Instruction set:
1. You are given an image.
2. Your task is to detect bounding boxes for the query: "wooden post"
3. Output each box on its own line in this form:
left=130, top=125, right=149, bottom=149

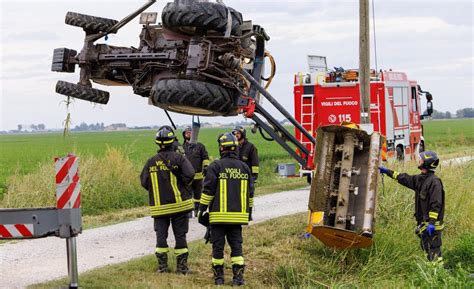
left=359, top=0, right=371, bottom=124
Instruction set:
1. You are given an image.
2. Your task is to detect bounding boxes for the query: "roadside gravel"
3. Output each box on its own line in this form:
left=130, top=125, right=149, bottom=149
left=0, top=188, right=310, bottom=288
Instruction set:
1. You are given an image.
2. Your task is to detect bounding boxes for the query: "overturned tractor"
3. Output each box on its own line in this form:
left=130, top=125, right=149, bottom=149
left=52, top=0, right=384, bottom=249
left=53, top=0, right=268, bottom=117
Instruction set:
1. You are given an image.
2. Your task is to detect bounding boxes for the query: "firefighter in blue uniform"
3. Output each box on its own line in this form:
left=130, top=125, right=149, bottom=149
left=232, top=126, right=259, bottom=181
left=182, top=126, right=210, bottom=216
left=140, top=126, right=195, bottom=274
left=198, top=132, right=254, bottom=286
left=379, top=151, right=445, bottom=261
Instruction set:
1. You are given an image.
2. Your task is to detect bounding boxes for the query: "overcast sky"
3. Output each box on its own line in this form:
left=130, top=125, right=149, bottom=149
left=0, top=0, right=472, bottom=131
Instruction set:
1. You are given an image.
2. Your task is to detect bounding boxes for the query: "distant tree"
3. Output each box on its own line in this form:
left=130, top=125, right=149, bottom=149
left=445, top=111, right=452, bottom=119
left=431, top=110, right=446, bottom=119
left=38, top=124, right=46, bottom=130
left=17, top=124, right=22, bottom=131
left=456, top=108, right=474, bottom=118
left=31, top=124, right=38, bottom=131
left=78, top=122, right=88, bottom=131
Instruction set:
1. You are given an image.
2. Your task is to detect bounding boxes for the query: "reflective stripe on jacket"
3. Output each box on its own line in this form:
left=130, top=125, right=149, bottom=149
left=140, top=147, right=195, bottom=217
left=388, top=170, right=445, bottom=229
left=238, top=139, right=259, bottom=179
left=201, top=151, right=254, bottom=225
left=183, top=141, right=209, bottom=180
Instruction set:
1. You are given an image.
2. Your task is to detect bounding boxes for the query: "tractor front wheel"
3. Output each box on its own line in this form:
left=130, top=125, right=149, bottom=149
left=65, top=12, right=118, bottom=34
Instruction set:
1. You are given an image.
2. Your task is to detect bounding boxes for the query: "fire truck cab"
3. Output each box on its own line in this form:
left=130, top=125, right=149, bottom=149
left=294, top=56, right=433, bottom=169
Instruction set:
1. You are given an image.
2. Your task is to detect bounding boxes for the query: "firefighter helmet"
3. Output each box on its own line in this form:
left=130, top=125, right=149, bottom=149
left=155, top=125, right=176, bottom=146
left=182, top=126, right=192, bottom=139
left=419, top=151, right=439, bottom=171
left=218, top=132, right=238, bottom=151
left=232, top=126, right=246, bottom=139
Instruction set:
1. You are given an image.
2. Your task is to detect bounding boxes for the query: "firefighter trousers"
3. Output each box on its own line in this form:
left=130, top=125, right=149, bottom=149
left=191, top=179, right=203, bottom=204
left=210, top=225, right=244, bottom=265
left=154, top=213, right=189, bottom=251
left=420, top=230, right=442, bottom=261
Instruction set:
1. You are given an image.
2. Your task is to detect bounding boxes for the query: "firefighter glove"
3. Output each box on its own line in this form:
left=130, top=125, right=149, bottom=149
left=426, top=223, right=435, bottom=236
left=204, top=227, right=211, bottom=244
left=378, top=166, right=390, bottom=175
left=198, top=211, right=209, bottom=227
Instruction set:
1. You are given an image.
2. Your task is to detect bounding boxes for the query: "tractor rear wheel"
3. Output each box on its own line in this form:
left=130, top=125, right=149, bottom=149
left=65, top=12, right=118, bottom=33
left=161, top=1, right=243, bottom=36
left=150, top=79, right=239, bottom=117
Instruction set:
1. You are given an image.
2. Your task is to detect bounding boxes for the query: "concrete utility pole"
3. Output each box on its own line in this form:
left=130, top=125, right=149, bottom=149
left=359, top=0, right=371, bottom=124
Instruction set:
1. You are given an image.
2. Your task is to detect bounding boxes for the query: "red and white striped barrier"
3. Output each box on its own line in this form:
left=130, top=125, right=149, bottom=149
left=55, top=154, right=81, bottom=209
left=0, top=224, right=34, bottom=238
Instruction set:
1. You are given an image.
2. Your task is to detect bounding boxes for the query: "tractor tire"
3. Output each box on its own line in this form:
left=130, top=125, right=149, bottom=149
left=56, top=80, right=110, bottom=104
left=150, top=79, right=238, bottom=116
left=65, top=12, right=118, bottom=33
left=161, top=1, right=243, bottom=36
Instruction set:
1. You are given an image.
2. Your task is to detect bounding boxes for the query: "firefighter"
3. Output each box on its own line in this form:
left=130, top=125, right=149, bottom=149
left=140, top=126, right=195, bottom=274
left=198, top=132, right=254, bottom=286
left=182, top=126, right=210, bottom=217
left=379, top=150, right=445, bottom=261
left=232, top=126, right=259, bottom=181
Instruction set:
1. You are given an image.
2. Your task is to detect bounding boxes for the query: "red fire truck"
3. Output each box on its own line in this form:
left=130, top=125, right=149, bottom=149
left=294, top=60, right=433, bottom=169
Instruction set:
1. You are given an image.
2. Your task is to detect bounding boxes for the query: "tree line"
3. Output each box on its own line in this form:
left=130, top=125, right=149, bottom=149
left=430, top=107, right=473, bottom=119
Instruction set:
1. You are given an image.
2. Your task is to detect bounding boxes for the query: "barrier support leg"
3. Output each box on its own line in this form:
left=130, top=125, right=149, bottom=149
left=66, top=237, right=79, bottom=288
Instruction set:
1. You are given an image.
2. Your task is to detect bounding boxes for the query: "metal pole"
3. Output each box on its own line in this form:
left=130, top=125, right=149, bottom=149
left=359, top=0, right=371, bottom=124
left=67, top=237, right=79, bottom=288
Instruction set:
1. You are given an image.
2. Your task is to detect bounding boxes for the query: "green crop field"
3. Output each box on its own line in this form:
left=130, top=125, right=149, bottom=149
left=1, top=119, right=472, bottom=217
left=1, top=119, right=473, bottom=287
left=0, top=126, right=307, bottom=215
left=421, top=118, right=474, bottom=155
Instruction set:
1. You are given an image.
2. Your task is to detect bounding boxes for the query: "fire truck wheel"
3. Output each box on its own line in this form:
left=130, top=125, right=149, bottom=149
left=150, top=79, right=239, bottom=117
left=396, top=146, right=404, bottom=161
left=161, top=1, right=243, bottom=36
left=65, top=12, right=118, bottom=34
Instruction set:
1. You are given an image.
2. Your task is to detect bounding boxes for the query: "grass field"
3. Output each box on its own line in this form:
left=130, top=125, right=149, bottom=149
left=0, top=126, right=307, bottom=216
left=421, top=118, right=474, bottom=156
left=33, top=159, right=474, bottom=288
left=2, top=119, right=473, bottom=287
left=1, top=119, right=473, bottom=217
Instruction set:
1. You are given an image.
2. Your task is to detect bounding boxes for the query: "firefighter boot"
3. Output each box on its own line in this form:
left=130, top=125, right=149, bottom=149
left=176, top=252, right=190, bottom=275
left=232, top=264, right=245, bottom=286
left=155, top=252, right=168, bottom=273
left=212, top=265, right=225, bottom=285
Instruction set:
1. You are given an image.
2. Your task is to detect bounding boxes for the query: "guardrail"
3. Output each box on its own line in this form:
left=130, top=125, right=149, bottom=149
left=0, top=154, right=82, bottom=288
